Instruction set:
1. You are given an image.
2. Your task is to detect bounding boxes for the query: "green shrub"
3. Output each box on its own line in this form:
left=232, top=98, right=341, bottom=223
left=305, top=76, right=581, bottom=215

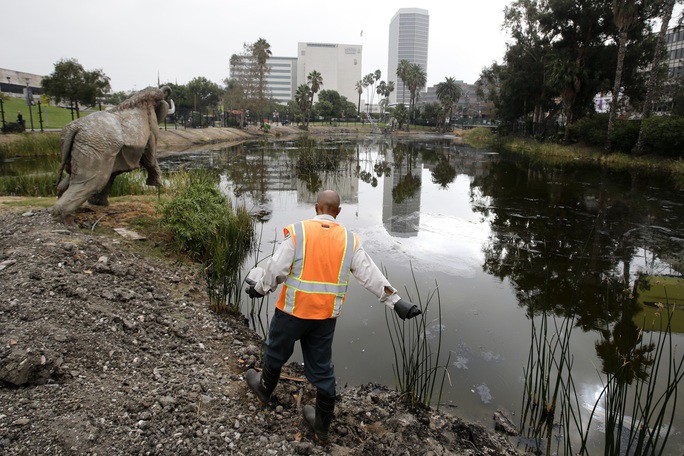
left=609, top=120, right=640, bottom=153
left=641, top=115, right=684, bottom=158
left=568, top=114, right=608, bottom=147
left=159, top=173, right=254, bottom=313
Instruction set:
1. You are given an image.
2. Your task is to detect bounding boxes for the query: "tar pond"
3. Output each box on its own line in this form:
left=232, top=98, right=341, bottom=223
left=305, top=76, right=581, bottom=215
left=159, top=137, right=684, bottom=455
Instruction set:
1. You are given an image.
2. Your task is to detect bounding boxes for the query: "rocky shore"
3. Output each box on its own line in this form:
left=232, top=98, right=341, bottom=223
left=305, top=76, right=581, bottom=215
left=0, top=209, right=517, bottom=455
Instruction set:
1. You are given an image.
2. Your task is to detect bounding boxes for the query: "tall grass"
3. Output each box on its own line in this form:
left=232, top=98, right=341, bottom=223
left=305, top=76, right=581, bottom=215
left=158, top=171, right=254, bottom=314
left=0, top=133, right=61, bottom=159
left=384, top=266, right=451, bottom=411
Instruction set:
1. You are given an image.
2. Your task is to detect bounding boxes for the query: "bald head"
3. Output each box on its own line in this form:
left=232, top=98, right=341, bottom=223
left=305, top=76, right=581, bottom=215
left=315, top=190, right=342, bottom=218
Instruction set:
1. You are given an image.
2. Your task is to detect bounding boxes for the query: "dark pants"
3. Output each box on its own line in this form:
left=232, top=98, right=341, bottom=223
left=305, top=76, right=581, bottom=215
left=263, top=308, right=337, bottom=397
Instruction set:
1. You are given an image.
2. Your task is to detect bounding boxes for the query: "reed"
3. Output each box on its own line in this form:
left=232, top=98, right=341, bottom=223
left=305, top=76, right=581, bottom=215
left=0, top=133, right=61, bottom=159
left=519, top=303, right=684, bottom=455
left=384, top=266, right=451, bottom=411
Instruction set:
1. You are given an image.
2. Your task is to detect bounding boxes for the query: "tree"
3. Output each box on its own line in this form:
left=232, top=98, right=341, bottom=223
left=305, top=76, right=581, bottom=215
left=355, top=80, right=364, bottom=115
left=421, top=102, right=444, bottom=126
left=376, top=80, right=395, bottom=116
left=186, top=77, right=223, bottom=127
left=42, top=58, right=111, bottom=118
left=634, top=0, right=679, bottom=154
left=389, top=103, right=409, bottom=130
left=103, top=91, right=129, bottom=105
left=404, top=63, right=427, bottom=130
left=295, top=84, right=312, bottom=127
left=435, top=77, right=462, bottom=132
left=314, top=90, right=355, bottom=119
left=606, top=0, right=641, bottom=151
left=396, top=59, right=411, bottom=104
left=252, top=38, right=272, bottom=125
left=306, top=71, right=323, bottom=126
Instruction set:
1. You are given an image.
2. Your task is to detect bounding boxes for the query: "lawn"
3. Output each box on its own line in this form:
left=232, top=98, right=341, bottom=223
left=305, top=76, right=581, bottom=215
left=1, top=95, right=97, bottom=130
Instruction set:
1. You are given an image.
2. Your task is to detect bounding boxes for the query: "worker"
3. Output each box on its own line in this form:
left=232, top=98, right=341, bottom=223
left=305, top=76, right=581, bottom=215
left=244, top=189, right=421, bottom=444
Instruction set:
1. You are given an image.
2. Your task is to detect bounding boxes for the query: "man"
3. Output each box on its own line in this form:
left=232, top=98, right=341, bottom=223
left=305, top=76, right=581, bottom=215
left=244, top=189, right=421, bottom=444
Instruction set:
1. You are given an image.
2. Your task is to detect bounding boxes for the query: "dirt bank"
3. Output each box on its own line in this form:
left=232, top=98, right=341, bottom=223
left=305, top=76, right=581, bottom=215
left=0, top=205, right=518, bottom=455
left=156, top=125, right=459, bottom=153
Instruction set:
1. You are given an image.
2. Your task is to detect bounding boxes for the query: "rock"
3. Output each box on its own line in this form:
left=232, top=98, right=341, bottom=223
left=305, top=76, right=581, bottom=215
left=0, top=347, right=63, bottom=386
left=159, top=396, right=177, bottom=407
left=113, top=228, right=146, bottom=241
left=21, top=211, right=34, bottom=217
left=293, top=442, right=313, bottom=454
left=493, top=410, right=519, bottom=436
left=0, top=260, right=16, bottom=272
left=12, top=418, right=30, bottom=426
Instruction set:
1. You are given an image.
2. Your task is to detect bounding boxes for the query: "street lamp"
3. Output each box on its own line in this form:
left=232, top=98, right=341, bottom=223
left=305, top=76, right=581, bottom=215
left=25, top=78, right=35, bottom=132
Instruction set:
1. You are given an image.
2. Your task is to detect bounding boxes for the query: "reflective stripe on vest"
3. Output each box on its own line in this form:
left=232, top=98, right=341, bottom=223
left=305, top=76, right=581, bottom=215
left=281, top=220, right=356, bottom=318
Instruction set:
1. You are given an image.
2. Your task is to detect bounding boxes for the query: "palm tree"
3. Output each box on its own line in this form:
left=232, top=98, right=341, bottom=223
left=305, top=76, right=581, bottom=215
left=295, top=84, right=312, bottom=127
left=252, top=38, right=272, bottom=126
left=606, top=0, right=639, bottom=152
left=634, top=0, right=677, bottom=155
left=435, top=77, right=462, bottom=132
left=355, top=80, right=364, bottom=115
left=362, top=73, right=376, bottom=114
left=306, top=70, right=323, bottom=126
left=396, top=59, right=411, bottom=104
left=376, top=80, right=396, bottom=117
left=405, top=63, right=427, bottom=130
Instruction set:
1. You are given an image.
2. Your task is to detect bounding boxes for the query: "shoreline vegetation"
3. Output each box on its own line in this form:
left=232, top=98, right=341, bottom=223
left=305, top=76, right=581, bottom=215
left=461, top=127, right=684, bottom=187
left=1, top=125, right=682, bottom=198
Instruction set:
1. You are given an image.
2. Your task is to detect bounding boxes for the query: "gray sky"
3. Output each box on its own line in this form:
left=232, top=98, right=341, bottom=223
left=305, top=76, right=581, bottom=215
left=3, top=1, right=510, bottom=92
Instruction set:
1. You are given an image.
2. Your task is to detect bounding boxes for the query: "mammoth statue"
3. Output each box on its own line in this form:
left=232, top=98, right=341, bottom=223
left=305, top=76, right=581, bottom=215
left=51, top=86, right=175, bottom=221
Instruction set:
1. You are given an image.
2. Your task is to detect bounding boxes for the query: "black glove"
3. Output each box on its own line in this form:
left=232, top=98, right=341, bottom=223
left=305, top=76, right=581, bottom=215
left=393, top=298, right=422, bottom=320
left=245, top=285, right=265, bottom=299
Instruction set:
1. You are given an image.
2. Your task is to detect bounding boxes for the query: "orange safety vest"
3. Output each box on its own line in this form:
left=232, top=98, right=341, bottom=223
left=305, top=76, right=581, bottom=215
left=276, top=219, right=358, bottom=320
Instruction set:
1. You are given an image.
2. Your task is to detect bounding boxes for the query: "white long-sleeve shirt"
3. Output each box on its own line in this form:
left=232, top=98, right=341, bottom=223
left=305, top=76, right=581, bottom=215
left=254, top=214, right=401, bottom=309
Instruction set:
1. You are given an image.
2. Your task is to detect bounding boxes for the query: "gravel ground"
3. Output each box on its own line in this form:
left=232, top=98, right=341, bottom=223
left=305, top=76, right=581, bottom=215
left=0, top=209, right=517, bottom=455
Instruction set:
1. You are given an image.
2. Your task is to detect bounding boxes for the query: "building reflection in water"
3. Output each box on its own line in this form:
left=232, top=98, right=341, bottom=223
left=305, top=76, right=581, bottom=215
left=382, top=146, right=422, bottom=238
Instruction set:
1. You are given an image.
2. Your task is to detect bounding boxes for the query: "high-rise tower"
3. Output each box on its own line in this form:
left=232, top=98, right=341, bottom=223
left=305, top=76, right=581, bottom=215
left=388, top=8, right=429, bottom=105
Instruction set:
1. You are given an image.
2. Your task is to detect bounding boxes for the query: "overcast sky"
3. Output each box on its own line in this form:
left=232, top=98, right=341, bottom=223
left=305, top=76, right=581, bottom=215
left=4, top=1, right=678, bottom=94
left=1, top=0, right=517, bottom=91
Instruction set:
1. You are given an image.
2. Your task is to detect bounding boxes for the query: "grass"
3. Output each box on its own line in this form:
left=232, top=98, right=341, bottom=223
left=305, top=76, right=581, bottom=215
left=158, top=170, right=255, bottom=314
left=462, top=127, right=684, bottom=187
left=0, top=132, right=61, bottom=158
left=1, top=95, right=96, bottom=130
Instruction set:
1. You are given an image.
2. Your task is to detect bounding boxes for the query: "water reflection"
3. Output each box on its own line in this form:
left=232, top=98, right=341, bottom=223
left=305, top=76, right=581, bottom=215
left=155, top=138, right=684, bottom=454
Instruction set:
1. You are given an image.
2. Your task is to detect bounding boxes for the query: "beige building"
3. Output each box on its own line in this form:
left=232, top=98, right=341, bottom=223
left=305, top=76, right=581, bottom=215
left=296, top=42, right=362, bottom=103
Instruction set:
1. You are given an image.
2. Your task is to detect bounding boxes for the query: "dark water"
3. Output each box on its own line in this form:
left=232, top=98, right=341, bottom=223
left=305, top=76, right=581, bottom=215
left=158, top=137, right=683, bottom=454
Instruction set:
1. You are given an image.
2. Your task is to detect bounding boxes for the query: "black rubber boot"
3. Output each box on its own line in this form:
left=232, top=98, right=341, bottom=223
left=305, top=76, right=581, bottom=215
left=303, top=390, right=335, bottom=444
left=246, top=365, right=280, bottom=404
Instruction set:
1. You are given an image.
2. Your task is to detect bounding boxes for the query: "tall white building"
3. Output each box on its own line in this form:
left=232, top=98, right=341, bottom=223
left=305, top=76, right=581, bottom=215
left=388, top=8, right=430, bottom=105
left=296, top=42, right=362, bottom=103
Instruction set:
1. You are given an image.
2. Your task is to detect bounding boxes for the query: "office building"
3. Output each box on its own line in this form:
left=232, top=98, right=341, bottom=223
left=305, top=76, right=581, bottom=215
left=229, top=56, right=297, bottom=103
left=296, top=42, right=362, bottom=104
left=666, top=25, right=684, bottom=78
left=388, top=8, right=429, bottom=105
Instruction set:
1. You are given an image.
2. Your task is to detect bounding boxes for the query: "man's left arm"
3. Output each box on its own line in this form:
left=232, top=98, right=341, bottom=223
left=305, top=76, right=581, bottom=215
left=349, top=241, right=421, bottom=319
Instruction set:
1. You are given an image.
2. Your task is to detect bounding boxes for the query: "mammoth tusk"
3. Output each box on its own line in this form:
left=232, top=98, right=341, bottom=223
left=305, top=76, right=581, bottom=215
left=167, top=99, right=175, bottom=115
